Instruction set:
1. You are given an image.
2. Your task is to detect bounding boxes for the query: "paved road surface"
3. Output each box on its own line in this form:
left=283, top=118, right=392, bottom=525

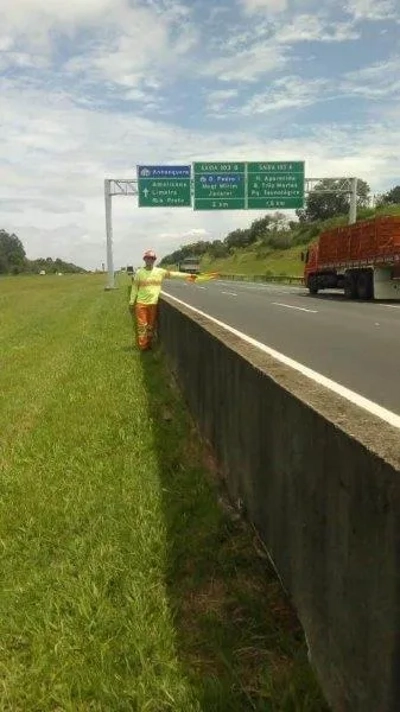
left=162, top=279, right=400, bottom=417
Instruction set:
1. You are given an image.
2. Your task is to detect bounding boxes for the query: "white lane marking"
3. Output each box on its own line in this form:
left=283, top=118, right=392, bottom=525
left=217, top=281, right=304, bottom=294
left=161, top=290, right=400, bottom=429
left=272, top=302, right=318, bottom=314
left=382, top=304, right=400, bottom=309
left=234, top=285, right=304, bottom=295
left=221, top=290, right=237, bottom=297
left=196, top=286, right=207, bottom=290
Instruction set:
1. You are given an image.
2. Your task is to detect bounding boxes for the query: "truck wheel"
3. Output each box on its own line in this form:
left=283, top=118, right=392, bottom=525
left=344, top=273, right=357, bottom=299
left=356, top=271, right=373, bottom=300
left=308, top=276, right=318, bottom=295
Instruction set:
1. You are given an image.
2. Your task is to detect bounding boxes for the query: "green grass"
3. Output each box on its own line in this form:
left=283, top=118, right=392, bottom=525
left=201, top=246, right=304, bottom=277
left=0, top=274, right=328, bottom=711
left=165, top=246, right=304, bottom=279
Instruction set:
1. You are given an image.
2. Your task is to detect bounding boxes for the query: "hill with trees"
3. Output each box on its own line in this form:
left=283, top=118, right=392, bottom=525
left=0, top=229, right=86, bottom=275
left=160, top=181, right=400, bottom=277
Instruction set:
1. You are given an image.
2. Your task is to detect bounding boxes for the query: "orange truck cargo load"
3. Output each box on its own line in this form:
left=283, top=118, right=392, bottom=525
left=303, top=216, right=400, bottom=300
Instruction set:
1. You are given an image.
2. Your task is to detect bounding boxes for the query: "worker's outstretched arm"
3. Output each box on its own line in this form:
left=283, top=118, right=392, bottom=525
left=165, top=270, right=196, bottom=281
left=165, top=270, right=220, bottom=284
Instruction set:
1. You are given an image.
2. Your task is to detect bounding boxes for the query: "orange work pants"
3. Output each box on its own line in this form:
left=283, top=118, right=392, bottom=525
left=135, top=303, right=158, bottom=350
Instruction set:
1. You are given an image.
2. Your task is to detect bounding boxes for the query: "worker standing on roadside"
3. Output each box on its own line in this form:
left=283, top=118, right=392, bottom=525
left=129, top=249, right=196, bottom=351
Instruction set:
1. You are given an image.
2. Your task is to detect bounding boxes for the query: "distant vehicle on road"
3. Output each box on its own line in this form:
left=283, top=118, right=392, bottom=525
left=302, top=216, right=400, bottom=300
left=178, top=256, right=201, bottom=275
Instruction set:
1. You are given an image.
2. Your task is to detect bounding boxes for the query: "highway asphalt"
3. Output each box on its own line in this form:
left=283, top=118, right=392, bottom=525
left=162, top=278, right=400, bottom=417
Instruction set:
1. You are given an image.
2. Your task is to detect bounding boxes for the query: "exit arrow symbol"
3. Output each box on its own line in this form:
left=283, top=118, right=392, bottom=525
left=143, top=188, right=149, bottom=198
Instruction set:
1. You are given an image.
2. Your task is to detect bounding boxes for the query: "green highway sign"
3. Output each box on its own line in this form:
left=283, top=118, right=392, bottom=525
left=247, top=161, right=305, bottom=209
left=193, top=162, right=246, bottom=210
left=136, top=161, right=305, bottom=210
left=137, top=165, right=191, bottom=207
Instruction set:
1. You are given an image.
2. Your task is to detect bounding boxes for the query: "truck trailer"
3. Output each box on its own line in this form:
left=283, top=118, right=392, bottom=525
left=303, top=216, right=400, bottom=300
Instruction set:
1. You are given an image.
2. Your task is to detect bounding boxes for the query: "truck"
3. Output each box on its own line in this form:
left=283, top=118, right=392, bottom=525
left=302, top=215, right=400, bottom=300
left=178, top=256, right=201, bottom=275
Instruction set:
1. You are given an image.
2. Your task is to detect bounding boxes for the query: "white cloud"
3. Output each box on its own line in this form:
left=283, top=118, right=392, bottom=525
left=202, top=12, right=361, bottom=84
left=207, top=53, right=400, bottom=117
left=239, top=0, right=288, bottom=13
left=157, top=228, right=211, bottom=245
left=63, top=5, right=197, bottom=95
left=20, top=224, right=104, bottom=267
left=344, top=57, right=400, bottom=81
left=181, top=228, right=211, bottom=240
left=345, top=0, right=398, bottom=21
left=275, top=15, right=360, bottom=43
left=0, top=0, right=127, bottom=34
left=341, top=80, right=400, bottom=99
left=0, top=35, right=14, bottom=51
left=240, top=76, right=329, bottom=114
left=0, top=0, right=197, bottom=91
left=0, top=0, right=129, bottom=60
left=202, top=42, right=287, bottom=82
left=0, top=50, right=49, bottom=71
left=340, top=56, right=400, bottom=98
left=206, top=89, right=239, bottom=112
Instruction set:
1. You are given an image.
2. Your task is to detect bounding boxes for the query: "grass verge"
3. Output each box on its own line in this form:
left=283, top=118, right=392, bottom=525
left=0, top=274, right=328, bottom=711
left=200, top=246, right=304, bottom=278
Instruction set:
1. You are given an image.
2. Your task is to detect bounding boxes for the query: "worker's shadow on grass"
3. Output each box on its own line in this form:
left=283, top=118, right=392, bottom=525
left=121, top=311, right=138, bottom=352
left=139, top=344, right=326, bottom=712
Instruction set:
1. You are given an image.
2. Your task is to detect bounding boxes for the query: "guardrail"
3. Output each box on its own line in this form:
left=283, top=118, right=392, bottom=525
left=218, top=273, right=304, bottom=285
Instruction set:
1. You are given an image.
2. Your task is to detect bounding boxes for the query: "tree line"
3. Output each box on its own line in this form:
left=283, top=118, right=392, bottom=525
left=0, top=230, right=86, bottom=274
left=160, top=180, right=400, bottom=266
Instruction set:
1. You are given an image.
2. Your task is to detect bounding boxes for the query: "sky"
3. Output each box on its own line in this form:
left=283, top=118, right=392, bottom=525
left=0, top=0, right=399, bottom=270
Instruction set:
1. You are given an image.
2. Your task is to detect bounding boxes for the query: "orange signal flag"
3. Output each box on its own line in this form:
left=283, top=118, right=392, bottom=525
left=194, top=272, right=220, bottom=283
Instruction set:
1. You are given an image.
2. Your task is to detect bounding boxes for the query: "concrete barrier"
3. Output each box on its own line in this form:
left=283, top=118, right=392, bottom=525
left=158, top=294, right=400, bottom=712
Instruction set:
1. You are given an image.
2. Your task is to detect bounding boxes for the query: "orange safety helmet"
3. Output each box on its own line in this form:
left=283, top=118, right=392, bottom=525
left=143, top=249, right=157, bottom=261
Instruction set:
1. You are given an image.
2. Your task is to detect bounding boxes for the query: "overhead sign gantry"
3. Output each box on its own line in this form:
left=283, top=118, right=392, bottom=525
left=104, top=162, right=358, bottom=289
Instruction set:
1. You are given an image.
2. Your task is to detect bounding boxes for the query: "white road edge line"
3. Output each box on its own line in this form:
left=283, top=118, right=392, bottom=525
left=221, top=290, right=237, bottom=297
left=273, top=302, right=318, bottom=314
left=161, top=290, right=400, bottom=430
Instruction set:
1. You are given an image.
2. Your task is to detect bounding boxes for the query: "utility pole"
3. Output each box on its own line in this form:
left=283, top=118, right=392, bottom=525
left=349, top=177, right=358, bottom=224
left=104, top=179, right=115, bottom=290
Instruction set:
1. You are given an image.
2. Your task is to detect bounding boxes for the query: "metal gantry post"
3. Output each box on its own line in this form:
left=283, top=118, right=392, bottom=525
left=104, top=179, right=115, bottom=290
left=349, top=177, right=358, bottom=224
